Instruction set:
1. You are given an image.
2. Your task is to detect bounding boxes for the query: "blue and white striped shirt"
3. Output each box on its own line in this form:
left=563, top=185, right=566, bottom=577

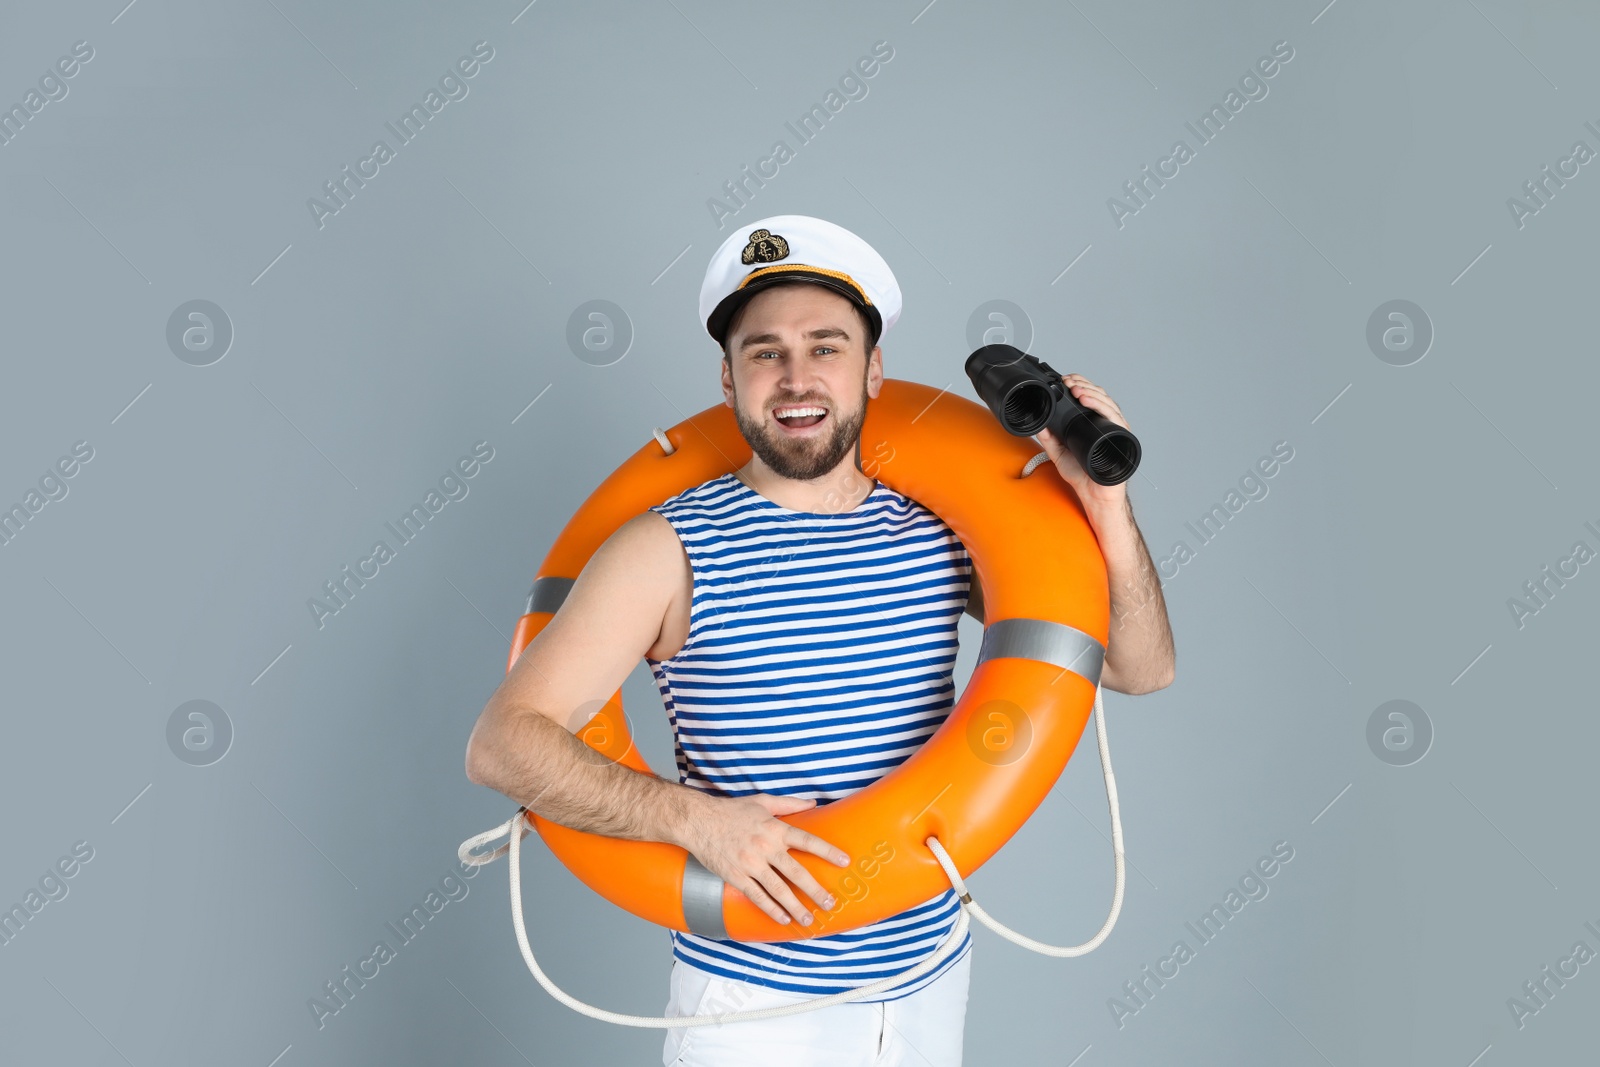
left=645, top=471, right=974, bottom=1000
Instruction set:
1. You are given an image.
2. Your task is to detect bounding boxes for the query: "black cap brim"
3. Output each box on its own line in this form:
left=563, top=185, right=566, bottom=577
left=707, top=269, right=883, bottom=350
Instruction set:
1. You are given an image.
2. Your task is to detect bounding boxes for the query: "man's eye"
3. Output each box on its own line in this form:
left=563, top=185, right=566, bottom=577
left=815, top=347, right=837, bottom=356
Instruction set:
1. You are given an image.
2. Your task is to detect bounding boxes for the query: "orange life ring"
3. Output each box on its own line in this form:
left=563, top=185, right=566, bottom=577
left=507, top=378, right=1108, bottom=943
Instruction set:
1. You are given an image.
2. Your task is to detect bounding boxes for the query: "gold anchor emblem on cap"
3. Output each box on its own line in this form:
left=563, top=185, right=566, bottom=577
left=740, top=228, right=790, bottom=265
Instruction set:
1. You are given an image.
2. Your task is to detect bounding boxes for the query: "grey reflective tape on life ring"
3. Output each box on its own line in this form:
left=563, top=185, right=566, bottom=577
left=976, top=618, right=1105, bottom=687
left=526, top=576, right=574, bottom=616
left=681, top=854, right=728, bottom=939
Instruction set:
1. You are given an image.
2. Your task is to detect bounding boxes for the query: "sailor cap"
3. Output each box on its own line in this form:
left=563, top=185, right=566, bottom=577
left=699, top=214, right=902, bottom=349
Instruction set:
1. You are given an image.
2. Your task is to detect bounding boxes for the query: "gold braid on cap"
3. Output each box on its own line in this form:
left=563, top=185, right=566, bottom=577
left=736, top=264, right=874, bottom=306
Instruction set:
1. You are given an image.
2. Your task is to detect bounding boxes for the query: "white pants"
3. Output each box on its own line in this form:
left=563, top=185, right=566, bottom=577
left=661, top=947, right=972, bottom=1066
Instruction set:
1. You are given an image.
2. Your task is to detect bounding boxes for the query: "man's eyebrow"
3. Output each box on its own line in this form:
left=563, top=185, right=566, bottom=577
left=739, top=326, right=851, bottom=349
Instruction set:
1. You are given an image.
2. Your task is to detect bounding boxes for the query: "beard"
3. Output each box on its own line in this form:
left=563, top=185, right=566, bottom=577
left=731, top=371, right=870, bottom=482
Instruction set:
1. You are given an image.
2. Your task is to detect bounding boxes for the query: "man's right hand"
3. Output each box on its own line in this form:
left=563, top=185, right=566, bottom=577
left=678, top=792, right=852, bottom=928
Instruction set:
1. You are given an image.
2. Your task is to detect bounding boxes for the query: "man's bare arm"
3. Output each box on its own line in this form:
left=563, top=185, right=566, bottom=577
left=467, top=701, right=708, bottom=845
left=1088, top=496, right=1175, bottom=694
left=464, top=513, right=707, bottom=847
left=463, top=511, right=849, bottom=926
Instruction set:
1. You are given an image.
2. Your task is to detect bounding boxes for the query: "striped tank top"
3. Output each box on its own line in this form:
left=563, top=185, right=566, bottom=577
left=644, top=470, right=974, bottom=1000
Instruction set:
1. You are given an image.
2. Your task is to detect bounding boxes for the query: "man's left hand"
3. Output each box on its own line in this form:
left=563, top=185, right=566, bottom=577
left=1036, top=374, right=1131, bottom=517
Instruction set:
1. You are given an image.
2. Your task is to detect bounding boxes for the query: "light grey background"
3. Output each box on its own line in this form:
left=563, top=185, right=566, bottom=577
left=2, top=1, right=1595, bottom=1064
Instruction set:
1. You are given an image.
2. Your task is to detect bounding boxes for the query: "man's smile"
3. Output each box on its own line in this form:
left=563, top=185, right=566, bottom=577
left=772, top=403, right=830, bottom=434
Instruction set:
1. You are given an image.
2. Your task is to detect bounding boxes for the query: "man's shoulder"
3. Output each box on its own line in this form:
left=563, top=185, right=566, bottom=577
left=876, top=482, right=962, bottom=537
left=652, top=472, right=737, bottom=516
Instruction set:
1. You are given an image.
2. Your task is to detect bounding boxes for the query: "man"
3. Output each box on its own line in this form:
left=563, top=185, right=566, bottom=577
left=464, top=215, right=1175, bottom=1065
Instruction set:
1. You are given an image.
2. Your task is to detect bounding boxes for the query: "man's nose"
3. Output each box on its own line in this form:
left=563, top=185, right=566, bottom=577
left=777, top=354, right=818, bottom=394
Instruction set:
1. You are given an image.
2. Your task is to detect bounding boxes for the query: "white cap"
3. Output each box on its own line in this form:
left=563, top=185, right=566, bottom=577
left=699, top=214, right=902, bottom=349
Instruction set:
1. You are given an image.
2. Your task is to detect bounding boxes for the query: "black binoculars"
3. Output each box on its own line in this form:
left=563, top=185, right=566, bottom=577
left=964, top=343, right=1142, bottom=486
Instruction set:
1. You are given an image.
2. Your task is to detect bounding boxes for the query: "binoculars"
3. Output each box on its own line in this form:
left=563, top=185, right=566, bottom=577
left=964, top=343, right=1142, bottom=486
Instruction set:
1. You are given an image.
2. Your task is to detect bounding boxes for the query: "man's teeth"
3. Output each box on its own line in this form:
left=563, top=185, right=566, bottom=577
left=775, top=406, right=826, bottom=419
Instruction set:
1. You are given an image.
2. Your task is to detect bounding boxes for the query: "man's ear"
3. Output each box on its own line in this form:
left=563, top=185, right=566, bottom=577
left=866, top=344, right=884, bottom=398
left=721, top=353, right=735, bottom=407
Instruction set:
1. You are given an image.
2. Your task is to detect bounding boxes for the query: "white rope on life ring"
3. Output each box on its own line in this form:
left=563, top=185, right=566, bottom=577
left=458, top=684, right=1125, bottom=1027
